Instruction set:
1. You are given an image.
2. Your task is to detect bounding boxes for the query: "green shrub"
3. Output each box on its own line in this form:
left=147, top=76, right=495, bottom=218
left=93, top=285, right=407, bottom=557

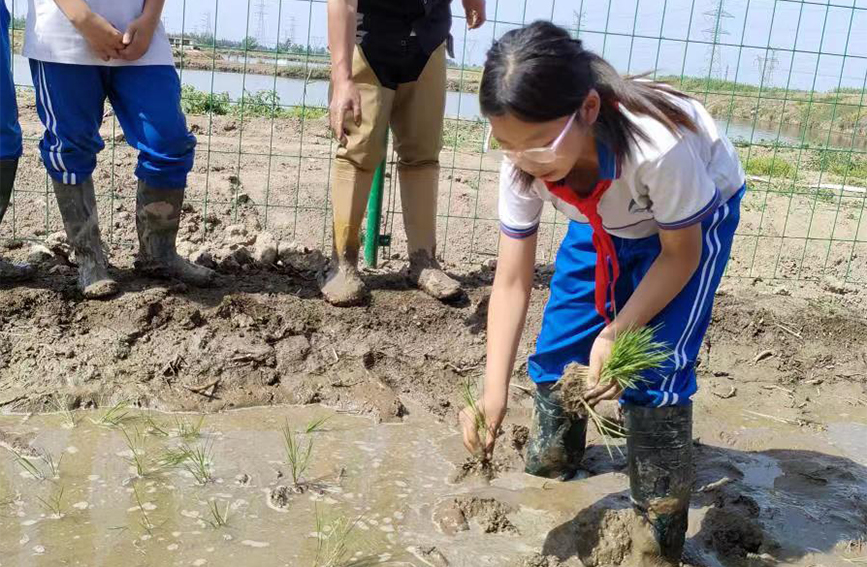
left=745, top=155, right=794, bottom=178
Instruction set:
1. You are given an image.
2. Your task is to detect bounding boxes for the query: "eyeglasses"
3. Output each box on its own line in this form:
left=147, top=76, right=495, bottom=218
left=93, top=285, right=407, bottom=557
left=486, top=113, right=577, bottom=166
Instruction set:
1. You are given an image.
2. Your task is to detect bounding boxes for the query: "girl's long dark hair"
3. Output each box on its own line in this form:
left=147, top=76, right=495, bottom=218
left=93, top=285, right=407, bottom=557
left=480, top=21, right=697, bottom=188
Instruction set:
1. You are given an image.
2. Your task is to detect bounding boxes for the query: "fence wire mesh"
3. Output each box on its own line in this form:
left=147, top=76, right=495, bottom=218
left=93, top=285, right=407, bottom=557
left=4, top=0, right=867, bottom=283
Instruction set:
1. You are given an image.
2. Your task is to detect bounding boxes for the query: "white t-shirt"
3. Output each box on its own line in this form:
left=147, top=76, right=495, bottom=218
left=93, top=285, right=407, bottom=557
left=23, top=0, right=173, bottom=66
left=499, top=94, right=746, bottom=240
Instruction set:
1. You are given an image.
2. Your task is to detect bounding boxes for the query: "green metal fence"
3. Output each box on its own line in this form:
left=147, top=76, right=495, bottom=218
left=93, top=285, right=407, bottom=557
left=4, top=0, right=867, bottom=283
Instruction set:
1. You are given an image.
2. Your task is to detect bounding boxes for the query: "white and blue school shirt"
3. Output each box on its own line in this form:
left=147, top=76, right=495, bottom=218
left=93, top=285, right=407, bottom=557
left=498, top=94, right=746, bottom=240
left=23, top=0, right=173, bottom=67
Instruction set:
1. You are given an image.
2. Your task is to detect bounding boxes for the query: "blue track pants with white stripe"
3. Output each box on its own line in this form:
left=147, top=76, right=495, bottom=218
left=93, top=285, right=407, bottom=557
left=29, top=60, right=195, bottom=189
left=1, top=2, right=22, bottom=160
left=528, top=186, right=744, bottom=408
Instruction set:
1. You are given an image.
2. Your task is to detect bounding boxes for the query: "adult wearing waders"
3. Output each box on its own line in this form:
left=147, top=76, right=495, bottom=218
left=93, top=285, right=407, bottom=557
left=459, top=22, right=746, bottom=565
left=323, top=0, right=486, bottom=306
left=24, top=0, right=213, bottom=298
left=0, top=1, right=34, bottom=281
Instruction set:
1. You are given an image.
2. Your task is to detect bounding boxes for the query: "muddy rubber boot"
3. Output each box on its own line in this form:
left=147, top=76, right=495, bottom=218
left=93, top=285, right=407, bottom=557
left=320, top=159, right=373, bottom=306
left=52, top=178, right=119, bottom=299
left=399, top=165, right=460, bottom=301
left=0, top=158, right=35, bottom=281
left=524, top=382, right=588, bottom=480
left=134, top=181, right=215, bottom=286
left=625, top=404, right=693, bottom=567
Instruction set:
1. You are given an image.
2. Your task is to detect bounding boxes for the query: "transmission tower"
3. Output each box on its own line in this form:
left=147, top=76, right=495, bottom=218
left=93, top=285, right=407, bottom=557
left=703, top=0, right=734, bottom=79
left=572, top=10, right=586, bottom=39
left=255, top=0, right=268, bottom=43
left=755, top=50, right=779, bottom=87
left=200, top=10, right=213, bottom=35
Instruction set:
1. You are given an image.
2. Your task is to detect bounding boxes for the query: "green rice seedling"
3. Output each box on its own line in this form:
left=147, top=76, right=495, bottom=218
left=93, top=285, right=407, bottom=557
left=282, top=421, right=313, bottom=487
left=121, top=428, right=151, bottom=477
left=557, top=326, right=671, bottom=456
left=158, top=446, right=191, bottom=470
left=204, top=499, right=230, bottom=529
left=143, top=412, right=169, bottom=437
left=460, top=378, right=489, bottom=460
left=91, top=400, right=132, bottom=428
left=174, top=415, right=205, bottom=440
left=40, top=451, right=63, bottom=480
left=50, top=396, right=78, bottom=429
left=181, top=441, right=214, bottom=485
left=7, top=448, right=45, bottom=481
left=36, top=485, right=65, bottom=518
left=132, top=483, right=154, bottom=535
left=314, top=505, right=362, bottom=567
left=304, top=416, right=330, bottom=434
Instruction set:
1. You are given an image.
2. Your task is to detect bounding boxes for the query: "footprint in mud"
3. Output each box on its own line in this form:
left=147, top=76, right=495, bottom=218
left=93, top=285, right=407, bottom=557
left=432, top=496, right=519, bottom=536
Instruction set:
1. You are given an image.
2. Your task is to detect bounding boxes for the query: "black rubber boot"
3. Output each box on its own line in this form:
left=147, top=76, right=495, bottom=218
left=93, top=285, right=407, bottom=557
left=0, top=158, right=35, bottom=282
left=524, top=381, right=588, bottom=479
left=624, top=404, right=693, bottom=567
left=134, top=180, right=214, bottom=286
left=52, top=178, right=119, bottom=298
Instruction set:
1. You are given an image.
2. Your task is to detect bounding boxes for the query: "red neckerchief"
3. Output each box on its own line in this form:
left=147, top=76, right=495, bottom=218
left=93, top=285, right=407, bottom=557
left=545, top=178, right=619, bottom=324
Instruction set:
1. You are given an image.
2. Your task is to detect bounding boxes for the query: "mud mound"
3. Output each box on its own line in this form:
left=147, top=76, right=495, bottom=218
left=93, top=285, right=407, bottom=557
left=701, top=507, right=764, bottom=558
left=542, top=493, right=633, bottom=566
left=433, top=496, right=518, bottom=535
left=450, top=424, right=528, bottom=483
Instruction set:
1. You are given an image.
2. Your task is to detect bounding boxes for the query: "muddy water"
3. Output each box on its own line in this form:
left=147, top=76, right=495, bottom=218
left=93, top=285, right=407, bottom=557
left=1, top=404, right=866, bottom=566
left=0, top=405, right=595, bottom=566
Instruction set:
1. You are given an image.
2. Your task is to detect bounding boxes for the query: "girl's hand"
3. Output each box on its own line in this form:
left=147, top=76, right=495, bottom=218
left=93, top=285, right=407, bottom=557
left=583, top=327, right=622, bottom=406
left=73, top=10, right=125, bottom=61
left=459, top=393, right=506, bottom=458
left=118, top=15, right=159, bottom=61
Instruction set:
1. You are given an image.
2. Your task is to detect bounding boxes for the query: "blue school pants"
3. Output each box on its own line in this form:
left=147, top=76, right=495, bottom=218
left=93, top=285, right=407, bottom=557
left=29, top=60, right=195, bottom=188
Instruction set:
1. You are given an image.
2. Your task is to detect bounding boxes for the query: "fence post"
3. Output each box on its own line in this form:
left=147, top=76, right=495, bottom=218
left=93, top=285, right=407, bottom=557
left=364, top=131, right=389, bottom=267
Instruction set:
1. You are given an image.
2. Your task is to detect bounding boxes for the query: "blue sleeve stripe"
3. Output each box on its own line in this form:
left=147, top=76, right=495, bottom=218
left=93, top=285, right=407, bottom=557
left=657, top=188, right=721, bottom=230
left=501, top=223, right=539, bottom=239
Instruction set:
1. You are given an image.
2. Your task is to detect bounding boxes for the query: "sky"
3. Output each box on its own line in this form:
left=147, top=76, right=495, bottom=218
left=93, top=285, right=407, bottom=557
left=7, top=0, right=867, bottom=92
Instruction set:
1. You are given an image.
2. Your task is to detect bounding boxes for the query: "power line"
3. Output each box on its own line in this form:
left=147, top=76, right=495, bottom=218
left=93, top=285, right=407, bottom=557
left=703, top=0, right=734, bottom=79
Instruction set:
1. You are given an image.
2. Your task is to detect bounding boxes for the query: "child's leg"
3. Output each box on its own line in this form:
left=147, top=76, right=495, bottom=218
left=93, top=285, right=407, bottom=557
left=524, top=221, right=610, bottom=479
left=618, top=189, right=743, bottom=565
left=106, top=66, right=211, bottom=286
left=0, top=2, right=22, bottom=162
left=30, top=60, right=117, bottom=298
left=0, top=2, right=33, bottom=280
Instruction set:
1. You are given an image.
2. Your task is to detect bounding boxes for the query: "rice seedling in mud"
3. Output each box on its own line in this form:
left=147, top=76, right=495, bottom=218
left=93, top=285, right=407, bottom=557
left=174, top=415, right=206, bottom=440
left=91, top=400, right=133, bottom=429
left=556, top=326, right=671, bottom=456
left=181, top=441, right=214, bottom=485
left=6, top=447, right=63, bottom=481
left=36, top=485, right=66, bottom=518
left=132, top=483, right=155, bottom=535
left=313, top=504, right=364, bottom=567
left=282, top=418, right=328, bottom=489
left=203, top=499, right=231, bottom=529
left=49, top=395, right=78, bottom=429
left=122, top=427, right=188, bottom=478
left=143, top=412, right=170, bottom=437
left=453, top=378, right=503, bottom=482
